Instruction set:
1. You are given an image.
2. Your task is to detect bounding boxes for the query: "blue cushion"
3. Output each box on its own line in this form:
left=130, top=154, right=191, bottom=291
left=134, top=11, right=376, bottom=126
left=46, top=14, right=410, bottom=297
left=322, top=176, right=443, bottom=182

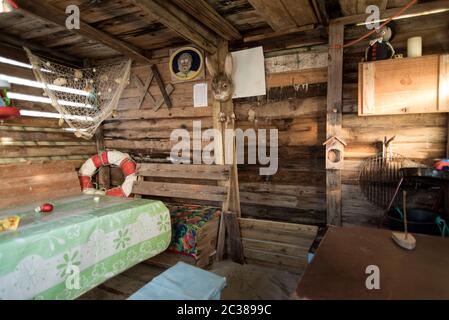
left=128, top=262, right=227, bottom=300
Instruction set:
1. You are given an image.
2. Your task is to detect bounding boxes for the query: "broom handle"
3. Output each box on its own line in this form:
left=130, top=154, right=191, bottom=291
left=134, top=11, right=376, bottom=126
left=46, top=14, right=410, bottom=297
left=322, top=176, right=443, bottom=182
left=403, top=190, right=408, bottom=239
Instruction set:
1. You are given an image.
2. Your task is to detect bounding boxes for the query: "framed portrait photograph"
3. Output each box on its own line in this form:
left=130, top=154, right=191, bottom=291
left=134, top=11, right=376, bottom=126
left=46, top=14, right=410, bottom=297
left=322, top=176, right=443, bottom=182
left=169, top=46, right=205, bottom=82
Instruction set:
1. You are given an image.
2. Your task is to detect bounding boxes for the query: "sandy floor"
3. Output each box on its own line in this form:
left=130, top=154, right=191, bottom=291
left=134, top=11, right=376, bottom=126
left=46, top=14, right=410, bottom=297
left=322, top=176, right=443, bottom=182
left=80, top=260, right=301, bottom=300
left=211, top=261, right=301, bottom=300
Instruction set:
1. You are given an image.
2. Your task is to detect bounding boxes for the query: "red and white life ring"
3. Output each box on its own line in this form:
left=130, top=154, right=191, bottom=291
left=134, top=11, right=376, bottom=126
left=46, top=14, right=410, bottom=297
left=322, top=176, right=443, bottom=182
left=79, top=150, right=137, bottom=197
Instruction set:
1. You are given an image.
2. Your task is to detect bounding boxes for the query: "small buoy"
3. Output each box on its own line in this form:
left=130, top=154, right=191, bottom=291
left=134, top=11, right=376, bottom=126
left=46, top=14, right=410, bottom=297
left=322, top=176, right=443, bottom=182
left=35, top=203, right=54, bottom=213
left=93, top=196, right=100, bottom=203
left=74, top=69, right=83, bottom=79
left=75, top=131, right=83, bottom=138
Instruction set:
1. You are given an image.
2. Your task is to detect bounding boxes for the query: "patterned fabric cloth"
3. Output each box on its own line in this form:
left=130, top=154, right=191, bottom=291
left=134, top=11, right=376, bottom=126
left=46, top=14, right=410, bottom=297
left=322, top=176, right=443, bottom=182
left=166, top=204, right=221, bottom=258
left=0, top=195, right=171, bottom=300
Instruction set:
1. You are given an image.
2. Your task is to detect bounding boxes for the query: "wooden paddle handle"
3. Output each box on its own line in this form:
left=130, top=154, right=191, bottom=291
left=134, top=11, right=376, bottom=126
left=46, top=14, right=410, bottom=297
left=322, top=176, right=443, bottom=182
left=403, top=191, right=408, bottom=238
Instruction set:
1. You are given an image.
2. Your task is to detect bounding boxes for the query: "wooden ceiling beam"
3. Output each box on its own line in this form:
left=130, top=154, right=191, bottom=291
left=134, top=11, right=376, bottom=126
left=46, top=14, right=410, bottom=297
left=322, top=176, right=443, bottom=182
left=0, top=33, right=83, bottom=67
left=131, top=0, right=218, bottom=54
left=244, top=24, right=316, bottom=43
left=332, top=0, right=449, bottom=25
left=339, top=0, right=388, bottom=16
left=248, top=0, right=297, bottom=31
left=171, top=0, right=242, bottom=41
left=280, top=0, right=318, bottom=26
left=14, top=0, right=151, bottom=63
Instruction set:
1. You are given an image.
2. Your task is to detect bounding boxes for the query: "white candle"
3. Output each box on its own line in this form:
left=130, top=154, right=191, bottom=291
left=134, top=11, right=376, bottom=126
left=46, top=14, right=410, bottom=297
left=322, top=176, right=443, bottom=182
left=407, top=37, right=422, bottom=58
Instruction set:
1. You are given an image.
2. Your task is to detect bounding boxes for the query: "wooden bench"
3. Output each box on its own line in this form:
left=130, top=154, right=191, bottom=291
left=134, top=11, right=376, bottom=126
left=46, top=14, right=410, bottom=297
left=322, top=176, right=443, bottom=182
left=0, top=161, right=81, bottom=210
left=132, top=163, right=233, bottom=269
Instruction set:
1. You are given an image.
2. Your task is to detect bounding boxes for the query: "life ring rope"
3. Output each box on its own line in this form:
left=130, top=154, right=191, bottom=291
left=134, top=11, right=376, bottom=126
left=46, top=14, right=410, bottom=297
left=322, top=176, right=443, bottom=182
left=78, top=150, right=137, bottom=197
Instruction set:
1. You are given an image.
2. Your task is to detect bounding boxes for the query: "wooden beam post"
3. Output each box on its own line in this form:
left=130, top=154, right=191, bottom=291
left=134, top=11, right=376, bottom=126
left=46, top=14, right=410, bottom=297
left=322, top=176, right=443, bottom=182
left=95, top=125, right=111, bottom=190
left=15, top=0, right=151, bottom=63
left=213, top=39, right=241, bottom=262
left=326, top=22, right=344, bottom=226
left=0, top=32, right=82, bottom=67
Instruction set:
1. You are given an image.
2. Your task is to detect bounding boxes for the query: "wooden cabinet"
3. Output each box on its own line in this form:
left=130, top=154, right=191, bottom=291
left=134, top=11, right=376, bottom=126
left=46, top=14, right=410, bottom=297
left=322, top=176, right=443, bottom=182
left=358, top=54, right=449, bottom=116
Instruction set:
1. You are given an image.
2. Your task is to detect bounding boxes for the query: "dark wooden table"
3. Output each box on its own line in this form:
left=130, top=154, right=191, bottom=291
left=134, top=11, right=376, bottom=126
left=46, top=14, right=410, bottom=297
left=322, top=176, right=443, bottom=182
left=296, top=226, right=449, bottom=300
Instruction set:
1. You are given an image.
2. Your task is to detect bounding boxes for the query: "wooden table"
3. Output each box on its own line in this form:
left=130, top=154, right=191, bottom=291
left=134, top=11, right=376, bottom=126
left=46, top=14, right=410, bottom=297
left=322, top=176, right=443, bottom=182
left=296, top=226, right=449, bottom=300
left=0, top=195, right=171, bottom=300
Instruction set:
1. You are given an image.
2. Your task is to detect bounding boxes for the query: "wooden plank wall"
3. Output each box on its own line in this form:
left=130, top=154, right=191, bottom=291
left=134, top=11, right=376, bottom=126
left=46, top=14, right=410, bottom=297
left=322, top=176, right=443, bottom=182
left=0, top=161, right=81, bottom=209
left=109, top=46, right=329, bottom=226
left=341, top=11, right=449, bottom=227
left=0, top=47, right=95, bottom=167
left=234, top=48, right=328, bottom=225
left=108, top=11, right=449, bottom=228
left=104, top=50, right=213, bottom=162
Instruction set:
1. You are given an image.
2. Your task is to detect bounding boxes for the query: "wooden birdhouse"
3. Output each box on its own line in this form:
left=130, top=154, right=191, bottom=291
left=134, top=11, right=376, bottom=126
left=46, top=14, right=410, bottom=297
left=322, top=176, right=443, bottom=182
left=323, top=136, right=347, bottom=170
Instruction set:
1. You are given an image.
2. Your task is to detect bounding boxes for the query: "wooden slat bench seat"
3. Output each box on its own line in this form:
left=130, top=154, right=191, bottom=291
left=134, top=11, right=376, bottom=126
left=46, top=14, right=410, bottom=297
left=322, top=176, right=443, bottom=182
left=132, top=163, right=233, bottom=269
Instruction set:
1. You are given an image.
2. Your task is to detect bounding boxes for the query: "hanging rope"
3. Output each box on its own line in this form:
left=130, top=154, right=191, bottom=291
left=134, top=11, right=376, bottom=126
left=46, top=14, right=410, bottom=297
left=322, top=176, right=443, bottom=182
left=330, top=0, right=418, bottom=49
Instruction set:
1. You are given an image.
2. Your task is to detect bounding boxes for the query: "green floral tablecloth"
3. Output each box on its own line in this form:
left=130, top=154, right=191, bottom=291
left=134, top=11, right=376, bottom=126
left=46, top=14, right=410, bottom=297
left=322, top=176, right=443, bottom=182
left=0, top=195, right=171, bottom=300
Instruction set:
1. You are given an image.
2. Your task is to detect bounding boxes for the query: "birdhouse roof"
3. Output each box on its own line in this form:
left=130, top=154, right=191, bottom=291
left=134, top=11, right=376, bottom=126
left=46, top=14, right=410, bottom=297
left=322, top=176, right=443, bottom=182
left=323, top=136, right=347, bottom=147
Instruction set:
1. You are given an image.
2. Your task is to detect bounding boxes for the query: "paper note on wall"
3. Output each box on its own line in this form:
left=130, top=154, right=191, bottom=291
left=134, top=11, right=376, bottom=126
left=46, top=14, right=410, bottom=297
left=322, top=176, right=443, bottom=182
left=194, top=83, right=208, bottom=107
left=231, top=46, right=266, bottom=99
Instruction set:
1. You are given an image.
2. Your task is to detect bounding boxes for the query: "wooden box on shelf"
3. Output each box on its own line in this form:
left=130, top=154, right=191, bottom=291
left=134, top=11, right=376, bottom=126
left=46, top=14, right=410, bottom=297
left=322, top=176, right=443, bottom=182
left=358, top=54, right=449, bottom=116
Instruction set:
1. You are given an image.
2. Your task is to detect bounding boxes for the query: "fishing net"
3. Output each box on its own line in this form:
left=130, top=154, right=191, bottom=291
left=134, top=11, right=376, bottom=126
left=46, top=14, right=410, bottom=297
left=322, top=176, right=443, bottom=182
left=25, top=48, right=132, bottom=139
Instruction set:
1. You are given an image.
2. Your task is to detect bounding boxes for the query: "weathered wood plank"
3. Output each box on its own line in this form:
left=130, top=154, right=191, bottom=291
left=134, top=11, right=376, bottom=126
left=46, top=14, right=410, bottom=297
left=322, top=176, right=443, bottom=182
left=132, top=181, right=228, bottom=202
left=15, top=0, right=151, bottom=63
left=131, top=0, right=218, bottom=54
left=248, top=0, right=296, bottom=31
left=0, top=162, right=80, bottom=209
left=137, top=163, right=231, bottom=181
left=333, top=0, right=449, bottom=25
left=0, top=145, right=96, bottom=158
left=172, top=0, right=241, bottom=40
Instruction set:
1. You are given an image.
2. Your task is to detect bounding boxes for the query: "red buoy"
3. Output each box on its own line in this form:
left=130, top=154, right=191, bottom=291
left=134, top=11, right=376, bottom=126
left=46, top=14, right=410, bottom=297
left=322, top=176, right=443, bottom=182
left=0, top=106, right=20, bottom=121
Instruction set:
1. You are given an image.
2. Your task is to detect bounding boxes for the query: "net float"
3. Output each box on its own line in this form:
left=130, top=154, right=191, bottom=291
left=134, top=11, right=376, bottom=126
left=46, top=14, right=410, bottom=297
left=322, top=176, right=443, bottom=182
left=35, top=203, right=54, bottom=213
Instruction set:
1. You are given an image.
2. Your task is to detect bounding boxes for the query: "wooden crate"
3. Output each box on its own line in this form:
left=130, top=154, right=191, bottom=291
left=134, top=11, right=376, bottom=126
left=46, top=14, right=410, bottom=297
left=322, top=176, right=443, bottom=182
left=132, top=163, right=232, bottom=269
left=236, top=218, right=318, bottom=274
left=358, top=54, right=449, bottom=116
left=146, top=214, right=220, bottom=269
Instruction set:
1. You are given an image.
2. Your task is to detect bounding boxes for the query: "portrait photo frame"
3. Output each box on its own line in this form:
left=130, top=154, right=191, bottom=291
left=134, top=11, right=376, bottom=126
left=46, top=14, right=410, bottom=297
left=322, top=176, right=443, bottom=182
left=169, top=46, right=205, bottom=83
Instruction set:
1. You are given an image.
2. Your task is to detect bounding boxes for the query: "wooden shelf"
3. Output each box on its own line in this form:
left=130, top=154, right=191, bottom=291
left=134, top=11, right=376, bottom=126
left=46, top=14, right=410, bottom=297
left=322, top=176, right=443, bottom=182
left=358, top=54, right=449, bottom=116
